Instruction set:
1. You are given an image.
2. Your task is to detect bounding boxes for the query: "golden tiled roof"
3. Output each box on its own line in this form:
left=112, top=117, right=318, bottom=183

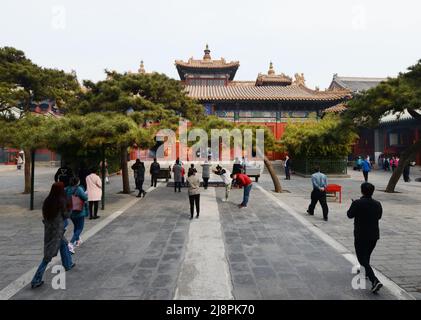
left=185, top=85, right=351, bottom=102
left=323, top=103, right=347, bottom=113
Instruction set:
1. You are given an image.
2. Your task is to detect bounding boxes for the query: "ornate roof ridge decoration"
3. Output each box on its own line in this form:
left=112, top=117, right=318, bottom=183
left=138, top=60, right=146, bottom=74
left=174, top=44, right=240, bottom=69
left=298, top=83, right=352, bottom=97
left=293, top=73, right=305, bottom=85
left=256, top=62, right=292, bottom=86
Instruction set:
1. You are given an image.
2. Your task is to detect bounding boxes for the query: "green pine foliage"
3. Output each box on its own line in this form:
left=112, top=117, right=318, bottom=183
left=280, top=115, right=358, bottom=159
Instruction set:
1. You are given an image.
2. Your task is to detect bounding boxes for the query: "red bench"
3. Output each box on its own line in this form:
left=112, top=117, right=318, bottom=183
left=325, top=184, right=342, bottom=203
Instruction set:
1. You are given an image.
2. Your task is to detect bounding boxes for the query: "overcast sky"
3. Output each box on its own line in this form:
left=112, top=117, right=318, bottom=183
left=1, top=0, right=421, bottom=89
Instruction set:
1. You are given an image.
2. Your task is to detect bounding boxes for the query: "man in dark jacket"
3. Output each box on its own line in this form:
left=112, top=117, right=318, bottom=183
left=347, top=182, right=383, bottom=294
left=132, top=159, right=141, bottom=190
left=150, top=158, right=160, bottom=187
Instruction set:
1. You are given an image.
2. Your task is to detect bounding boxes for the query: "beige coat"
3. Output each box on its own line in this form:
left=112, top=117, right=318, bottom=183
left=187, top=175, right=200, bottom=196
left=86, top=173, right=102, bottom=201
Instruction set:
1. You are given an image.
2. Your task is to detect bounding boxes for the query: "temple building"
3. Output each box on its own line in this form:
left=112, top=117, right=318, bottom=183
left=327, top=75, right=421, bottom=165
left=175, top=45, right=351, bottom=159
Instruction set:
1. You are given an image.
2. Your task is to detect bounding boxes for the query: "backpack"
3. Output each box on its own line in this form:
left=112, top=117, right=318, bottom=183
left=71, top=187, right=84, bottom=212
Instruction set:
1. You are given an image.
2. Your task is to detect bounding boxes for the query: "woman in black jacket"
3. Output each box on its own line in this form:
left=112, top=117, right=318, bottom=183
left=31, top=182, right=75, bottom=288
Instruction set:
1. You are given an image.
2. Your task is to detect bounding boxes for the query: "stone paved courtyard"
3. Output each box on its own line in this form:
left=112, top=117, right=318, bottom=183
left=0, top=164, right=420, bottom=300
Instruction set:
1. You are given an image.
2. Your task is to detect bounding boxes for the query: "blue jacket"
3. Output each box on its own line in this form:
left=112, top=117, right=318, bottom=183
left=65, top=186, right=89, bottom=218
left=362, top=160, right=371, bottom=172
left=311, top=172, right=327, bottom=190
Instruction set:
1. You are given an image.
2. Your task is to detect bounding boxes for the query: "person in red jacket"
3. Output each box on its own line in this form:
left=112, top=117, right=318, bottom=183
left=230, top=173, right=253, bottom=208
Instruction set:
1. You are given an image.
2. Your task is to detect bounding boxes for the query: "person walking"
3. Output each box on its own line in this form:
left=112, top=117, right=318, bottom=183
left=173, top=160, right=183, bottom=192
left=230, top=172, right=253, bottom=208
left=132, top=159, right=141, bottom=190
left=65, top=177, right=88, bottom=254
left=188, top=163, right=197, bottom=176
left=54, top=162, right=73, bottom=187
left=377, top=154, right=384, bottom=169
left=383, top=157, right=390, bottom=171
left=390, top=156, right=397, bottom=171
left=137, top=160, right=146, bottom=197
left=201, top=159, right=211, bottom=189
left=307, top=166, right=329, bottom=221
left=181, top=166, right=186, bottom=186
left=150, top=158, right=160, bottom=187
left=284, top=155, right=291, bottom=180
left=86, top=167, right=102, bottom=220
left=403, top=163, right=411, bottom=182
left=31, top=182, right=75, bottom=288
left=362, top=157, right=371, bottom=182
left=214, top=165, right=232, bottom=202
left=16, top=153, right=24, bottom=170
left=347, top=182, right=383, bottom=293
left=77, top=162, right=89, bottom=190
left=395, top=157, right=399, bottom=169
left=187, top=169, right=200, bottom=219
left=133, top=159, right=147, bottom=197
left=356, top=156, right=363, bottom=172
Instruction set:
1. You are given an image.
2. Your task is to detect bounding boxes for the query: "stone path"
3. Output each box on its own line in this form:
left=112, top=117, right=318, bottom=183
left=216, top=186, right=397, bottom=300
left=4, top=183, right=402, bottom=300
left=0, top=168, right=147, bottom=294
left=258, top=166, right=421, bottom=299
left=175, top=188, right=232, bottom=300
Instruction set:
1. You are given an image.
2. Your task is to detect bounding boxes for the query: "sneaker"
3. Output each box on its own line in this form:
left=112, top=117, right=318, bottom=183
left=31, top=281, right=44, bottom=289
left=68, top=243, right=75, bottom=254
left=371, top=281, right=383, bottom=293
left=221, top=199, right=227, bottom=202
left=65, top=263, right=76, bottom=272
left=306, top=210, right=314, bottom=216
left=74, top=239, right=82, bottom=247
left=239, top=204, right=247, bottom=209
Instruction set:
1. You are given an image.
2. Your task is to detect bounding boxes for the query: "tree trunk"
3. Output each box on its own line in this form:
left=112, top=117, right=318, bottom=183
left=385, top=139, right=421, bottom=193
left=23, top=148, right=31, bottom=194
left=264, top=155, right=282, bottom=193
left=120, top=145, right=130, bottom=194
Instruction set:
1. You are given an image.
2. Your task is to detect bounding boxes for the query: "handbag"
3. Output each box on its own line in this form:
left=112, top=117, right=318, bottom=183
left=71, top=188, right=84, bottom=212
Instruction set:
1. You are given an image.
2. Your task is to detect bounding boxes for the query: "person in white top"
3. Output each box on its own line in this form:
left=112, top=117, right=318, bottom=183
left=213, top=165, right=232, bottom=202
left=85, top=167, right=102, bottom=220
